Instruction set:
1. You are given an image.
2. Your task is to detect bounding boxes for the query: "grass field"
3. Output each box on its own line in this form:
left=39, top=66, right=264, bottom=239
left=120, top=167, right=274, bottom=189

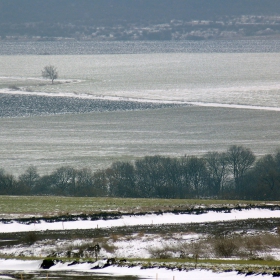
left=0, top=195, right=273, bottom=218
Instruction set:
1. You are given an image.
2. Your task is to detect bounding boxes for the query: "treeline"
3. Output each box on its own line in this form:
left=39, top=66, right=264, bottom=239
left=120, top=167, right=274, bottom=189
left=1, top=145, right=280, bottom=200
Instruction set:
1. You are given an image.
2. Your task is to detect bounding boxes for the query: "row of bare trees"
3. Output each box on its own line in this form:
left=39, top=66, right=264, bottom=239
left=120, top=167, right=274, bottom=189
left=104, top=145, right=256, bottom=199
left=0, top=145, right=280, bottom=199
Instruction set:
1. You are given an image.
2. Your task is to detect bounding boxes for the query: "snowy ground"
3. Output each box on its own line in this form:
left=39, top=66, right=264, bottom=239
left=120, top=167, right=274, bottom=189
left=0, top=232, right=201, bottom=259
left=0, top=259, right=277, bottom=280
left=0, top=209, right=280, bottom=279
left=0, top=208, right=280, bottom=233
left=1, top=208, right=280, bottom=278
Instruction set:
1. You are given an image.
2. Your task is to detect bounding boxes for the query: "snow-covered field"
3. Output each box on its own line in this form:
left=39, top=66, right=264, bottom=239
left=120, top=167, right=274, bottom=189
left=1, top=208, right=280, bottom=279
left=1, top=208, right=280, bottom=233
left=0, top=259, right=277, bottom=280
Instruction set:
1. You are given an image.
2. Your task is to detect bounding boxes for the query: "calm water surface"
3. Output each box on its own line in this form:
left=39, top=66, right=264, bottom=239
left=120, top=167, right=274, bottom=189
left=1, top=40, right=280, bottom=55
left=0, top=43, right=280, bottom=108
left=0, top=40, right=280, bottom=174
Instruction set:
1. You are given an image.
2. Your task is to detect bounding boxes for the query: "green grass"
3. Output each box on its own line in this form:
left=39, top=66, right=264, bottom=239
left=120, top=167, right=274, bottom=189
left=0, top=195, right=275, bottom=218
left=132, top=257, right=280, bottom=266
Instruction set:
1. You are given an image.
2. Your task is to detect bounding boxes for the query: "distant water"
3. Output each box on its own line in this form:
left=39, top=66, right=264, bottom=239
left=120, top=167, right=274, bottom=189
left=1, top=40, right=280, bottom=175
left=1, top=40, right=280, bottom=55
left=1, top=39, right=280, bottom=114
left=0, top=94, right=182, bottom=118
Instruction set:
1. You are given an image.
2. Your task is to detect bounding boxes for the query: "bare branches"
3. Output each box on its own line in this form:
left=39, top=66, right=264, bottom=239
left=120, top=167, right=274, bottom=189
left=42, top=65, right=58, bottom=84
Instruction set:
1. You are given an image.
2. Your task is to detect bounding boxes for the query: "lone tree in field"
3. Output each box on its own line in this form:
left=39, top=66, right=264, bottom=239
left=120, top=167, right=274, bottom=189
left=42, top=65, right=58, bottom=84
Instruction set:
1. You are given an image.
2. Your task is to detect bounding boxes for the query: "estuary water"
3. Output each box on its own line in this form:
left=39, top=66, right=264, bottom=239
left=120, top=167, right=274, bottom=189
left=1, top=40, right=280, bottom=174
left=0, top=40, right=280, bottom=110
left=2, top=40, right=280, bottom=55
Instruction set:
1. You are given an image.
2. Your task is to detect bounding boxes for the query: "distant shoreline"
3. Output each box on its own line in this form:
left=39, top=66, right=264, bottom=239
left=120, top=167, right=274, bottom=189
left=1, top=40, right=280, bottom=55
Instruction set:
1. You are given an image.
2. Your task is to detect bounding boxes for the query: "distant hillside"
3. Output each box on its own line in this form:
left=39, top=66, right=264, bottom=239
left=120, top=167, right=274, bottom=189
left=1, top=0, right=280, bottom=40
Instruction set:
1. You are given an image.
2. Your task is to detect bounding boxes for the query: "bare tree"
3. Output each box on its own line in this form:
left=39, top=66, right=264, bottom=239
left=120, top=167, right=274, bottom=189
left=205, top=151, right=228, bottom=196
left=184, top=156, right=208, bottom=198
left=18, top=166, right=40, bottom=191
left=226, top=145, right=255, bottom=192
left=0, top=168, right=16, bottom=195
left=42, top=65, right=58, bottom=84
left=51, top=166, right=76, bottom=195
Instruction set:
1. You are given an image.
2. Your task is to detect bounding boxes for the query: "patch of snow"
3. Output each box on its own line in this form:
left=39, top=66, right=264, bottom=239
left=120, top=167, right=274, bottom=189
left=0, top=88, right=185, bottom=105
left=0, top=209, right=280, bottom=233
left=0, top=259, right=41, bottom=271
left=100, top=266, right=275, bottom=280
left=2, top=87, right=280, bottom=111
left=0, top=259, right=276, bottom=280
left=0, top=232, right=202, bottom=259
left=187, top=101, right=280, bottom=111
